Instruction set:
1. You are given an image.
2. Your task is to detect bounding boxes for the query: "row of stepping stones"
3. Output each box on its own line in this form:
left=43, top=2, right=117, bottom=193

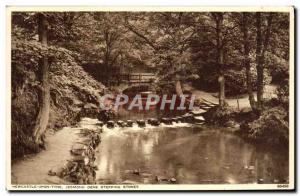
left=96, top=110, right=206, bottom=129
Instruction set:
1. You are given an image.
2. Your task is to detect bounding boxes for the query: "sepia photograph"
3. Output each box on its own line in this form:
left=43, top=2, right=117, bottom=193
left=6, top=6, right=294, bottom=191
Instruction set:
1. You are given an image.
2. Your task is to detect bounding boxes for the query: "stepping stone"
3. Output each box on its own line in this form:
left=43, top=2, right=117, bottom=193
left=96, top=121, right=104, bottom=127
left=171, top=118, right=179, bottom=123
left=182, top=114, right=194, bottom=123
left=194, top=116, right=205, bottom=123
left=177, top=116, right=184, bottom=122
left=107, top=121, right=115, bottom=128
left=137, top=120, right=146, bottom=127
left=117, top=120, right=126, bottom=127
left=161, top=118, right=172, bottom=125
left=148, top=118, right=160, bottom=126
left=189, top=109, right=206, bottom=116
left=126, top=120, right=133, bottom=127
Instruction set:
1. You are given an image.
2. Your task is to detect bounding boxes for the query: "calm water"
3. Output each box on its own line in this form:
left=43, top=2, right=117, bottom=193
left=95, top=125, right=288, bottom=184
left=95, top=104, right=288, bottom=184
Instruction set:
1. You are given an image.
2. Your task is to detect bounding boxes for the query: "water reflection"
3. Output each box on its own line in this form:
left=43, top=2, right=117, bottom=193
left=95, top=125, right=288, bottom=184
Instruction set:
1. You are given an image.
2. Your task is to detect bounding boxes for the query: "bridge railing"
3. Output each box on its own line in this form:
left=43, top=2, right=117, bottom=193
left=101, top=73, right=156, bottom=86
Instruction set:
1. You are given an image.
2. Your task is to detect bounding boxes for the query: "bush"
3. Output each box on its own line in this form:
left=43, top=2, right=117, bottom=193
left=11, top=88, right=41, bottom=159
left=247, top=106, right=289, bottom=146
left=11, top=61, right=105, bottom=159
left=203, top=106, right=236, bottom=126
left=269, top=62, right=289, bottom=85
left=276, top=79, right=289, bottom=109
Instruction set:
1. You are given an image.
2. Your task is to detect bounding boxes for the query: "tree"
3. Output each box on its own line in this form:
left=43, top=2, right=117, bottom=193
left=241, top=12, right=256, bottom=110
left=32, top=13, right=50, bottom=146
left=11, top=12, right=105, bottom=158
left=125, top=12, right=198, bottom=95
left=255, top=12, right=273, bottom=111
left=211, top=12, right=226, bottom=106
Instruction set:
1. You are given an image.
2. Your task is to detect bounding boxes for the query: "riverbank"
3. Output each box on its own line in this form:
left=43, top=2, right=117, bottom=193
left=11, top=118, right=101, bottom=185
left=11, top=115, right=289, bottom=185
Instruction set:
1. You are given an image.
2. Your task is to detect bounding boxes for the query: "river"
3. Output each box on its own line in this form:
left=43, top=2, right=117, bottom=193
left=94, top=107, right=289, bottom=184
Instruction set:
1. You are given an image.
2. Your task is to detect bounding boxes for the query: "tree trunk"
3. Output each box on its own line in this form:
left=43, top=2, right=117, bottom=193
left=242, top=13, right=256, bottom=110
left=218, top=75, right=225, bottom=106
left=213, top=13, right=226, bottom=107
left=255, top=12, right=273, bottom=111
left=33, top=14, right=50, bottom=145
left=175, top=80, right=183, bottom=95
left=255, top=12, right=264, bottom=110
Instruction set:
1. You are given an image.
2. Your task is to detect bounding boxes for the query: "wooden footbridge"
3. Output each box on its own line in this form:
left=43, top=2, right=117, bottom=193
left=104, top=73, right=156, bottom=86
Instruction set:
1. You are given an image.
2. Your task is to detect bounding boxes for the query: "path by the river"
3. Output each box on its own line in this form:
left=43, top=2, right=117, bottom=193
left=11, top=118, right=99, bottom=185
left=184, top=84, right=277, bottom=110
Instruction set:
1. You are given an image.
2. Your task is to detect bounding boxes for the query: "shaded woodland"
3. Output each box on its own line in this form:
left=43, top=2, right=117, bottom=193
left=11, top=12, right=290, bottom=159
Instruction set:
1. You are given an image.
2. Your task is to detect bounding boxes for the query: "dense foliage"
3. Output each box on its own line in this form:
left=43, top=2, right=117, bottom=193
left=246, top=106, right=289, bottom=146
left=11, top=11, right=290, bottom=158
left=11, top=13, right=106, bottom=158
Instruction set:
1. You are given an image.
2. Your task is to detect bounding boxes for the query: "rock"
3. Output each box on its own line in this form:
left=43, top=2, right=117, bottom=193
left=117, top=120, right=125, bottom=127
left=240, top=107, right=252, bottom=114
left=78, top=178, right=84, bottom=185
left=122, top=180, right=139, bottom=184
left=96, top=121, right=104, bottom=127
left=147, top=118, right=154, bottom=124
left=189, top=109, right=206, bottom=116
left=140, top=172, right=152, bottom=177
left=72, top=155, right=90, bottom=165
left=48, top=165, right=64, bottom=176
left=169, top=178, right=177, bottom=183
left=97, top=128, right=103, bottom=133
left=71, top=143, right=88, bottom=156
left=87, top=176, right=95, bottom=184
left=137, top=120, right=146, bottom=127
left=161, top=118, right=172, bottom=125
left=126, top=120, right=133, bottom=127
left=48, top=170, right=56, bottom=176
left=84, top=103, right=98, bottom=109
left=177, top=116, right=184, bottom=122
left=258, top=178, right=264, bottom=184
left=107, top=121, right=115, bottom=128
left=200, top=106, right=210, bottom=110
left=133, top=169, right=140, bottom=175
left=148, top=118, right=160, bottom=126
left=194, top=116, right=205, bottom=123
left=248, top=165, right=255, bottom=170
left=182, top=114, right=194, bottom=123
left=171, top=118, right=179, bottom=123
left=273, top=179, right=280, bottom=183
left=225, top=120, right=236, bottom=128
left=92, top=133, right=101, bottom=147
left=222, top=166, right=230, bottom=170
left=155, top=175, right=169, bottom=182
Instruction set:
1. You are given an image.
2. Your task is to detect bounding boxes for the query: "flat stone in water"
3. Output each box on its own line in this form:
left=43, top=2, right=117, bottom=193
left=96, top=121, right=104, bottom=127
left=189, top=109, right=206, bottom=116
left=117, top=120, right=126, bottom=127
left=161, top=118, right=172, bottom=125
left=126, top=120, right=133, bottom=127
left=137, top=120, right=146, bottom=127
left=147, top=118, right=159, bottom=125
left=107, top=121, right=115, bottom=128
left=194, top=116, right=205, bottom=123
